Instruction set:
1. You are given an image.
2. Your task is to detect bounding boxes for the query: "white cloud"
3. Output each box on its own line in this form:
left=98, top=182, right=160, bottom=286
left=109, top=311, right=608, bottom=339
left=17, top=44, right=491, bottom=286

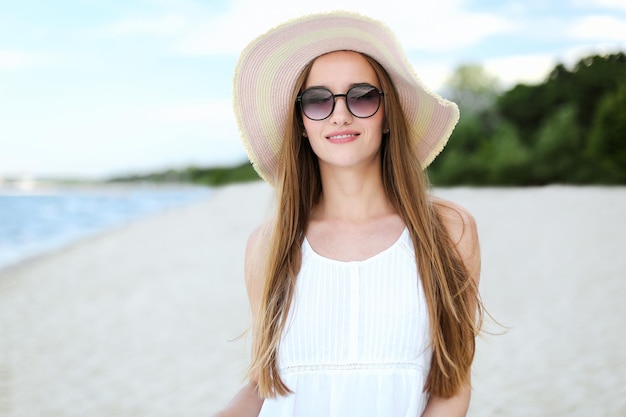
left=0, top=49, right=46, bottom=70
left=566, top=15, right=626, bottom=42
left=95, top=15, right=187, bottom=37
left=384, top=9, right=516, bottom=52
left=148, top=99, right=235, bottom=124
left=408, top=61, right=457, bottom=93
left=483, top=54, right=558, bottom=87
left=175, top=0, right=516, bottom=55
left=572, top=0, right=626, bottom=12
left=0, top=94, right=244, bottom=178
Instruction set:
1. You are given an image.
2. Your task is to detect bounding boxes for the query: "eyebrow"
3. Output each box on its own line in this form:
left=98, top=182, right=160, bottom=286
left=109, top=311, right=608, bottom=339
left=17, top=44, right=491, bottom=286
left=304, top=82, right=379, bottom=91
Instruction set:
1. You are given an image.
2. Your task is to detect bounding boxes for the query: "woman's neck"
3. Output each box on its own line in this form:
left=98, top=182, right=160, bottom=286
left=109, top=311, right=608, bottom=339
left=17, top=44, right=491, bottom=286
left=313, top=165, right=395, bottom=223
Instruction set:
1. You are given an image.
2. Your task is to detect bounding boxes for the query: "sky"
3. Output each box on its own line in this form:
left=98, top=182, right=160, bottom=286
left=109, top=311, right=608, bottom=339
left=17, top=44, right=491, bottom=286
left=1, top=0, right=625, bottom=180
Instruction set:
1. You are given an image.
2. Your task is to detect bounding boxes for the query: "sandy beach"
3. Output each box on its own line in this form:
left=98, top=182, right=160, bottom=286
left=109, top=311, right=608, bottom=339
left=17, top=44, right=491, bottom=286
left=0, top=182, right=624, bottom=416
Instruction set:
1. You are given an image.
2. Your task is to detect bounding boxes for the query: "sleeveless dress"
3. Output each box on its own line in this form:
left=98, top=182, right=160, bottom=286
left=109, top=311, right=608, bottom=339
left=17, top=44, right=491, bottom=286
left=258, top=228, right=432, bottom=417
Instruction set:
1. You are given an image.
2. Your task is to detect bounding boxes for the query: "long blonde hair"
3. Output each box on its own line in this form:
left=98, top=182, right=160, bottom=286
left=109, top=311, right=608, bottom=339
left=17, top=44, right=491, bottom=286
left=249, top=53, right=483, bottom=399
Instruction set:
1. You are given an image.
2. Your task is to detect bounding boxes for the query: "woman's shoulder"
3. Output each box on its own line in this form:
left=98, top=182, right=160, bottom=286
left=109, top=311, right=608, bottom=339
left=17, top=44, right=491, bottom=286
left=430, top=196, right=477, bottom=242
left=246, top=221, right=272, bottom=256
left=429, top=196, right=481, bottom=282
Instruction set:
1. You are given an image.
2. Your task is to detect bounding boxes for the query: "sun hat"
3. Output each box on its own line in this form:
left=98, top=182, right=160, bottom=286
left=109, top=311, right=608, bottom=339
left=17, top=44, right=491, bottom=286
left=233, top=11, right=459, bottom=186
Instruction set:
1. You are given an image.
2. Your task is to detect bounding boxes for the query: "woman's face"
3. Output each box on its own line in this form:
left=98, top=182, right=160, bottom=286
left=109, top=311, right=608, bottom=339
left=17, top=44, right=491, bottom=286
left=301, top=51, right=385, bottom=174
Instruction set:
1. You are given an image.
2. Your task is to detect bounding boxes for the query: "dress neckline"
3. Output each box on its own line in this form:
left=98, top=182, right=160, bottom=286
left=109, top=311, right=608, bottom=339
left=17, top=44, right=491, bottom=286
left=303, top=227, right=409, bottom=265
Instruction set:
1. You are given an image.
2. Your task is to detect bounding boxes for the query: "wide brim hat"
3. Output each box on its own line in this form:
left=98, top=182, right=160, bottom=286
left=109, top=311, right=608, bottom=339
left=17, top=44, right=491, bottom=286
left=233, top=11, right=459, bottom=186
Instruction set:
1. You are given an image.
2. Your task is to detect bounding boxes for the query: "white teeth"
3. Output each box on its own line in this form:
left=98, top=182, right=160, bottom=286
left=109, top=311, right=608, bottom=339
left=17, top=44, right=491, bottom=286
left=328, top=134, right=355, bottom=139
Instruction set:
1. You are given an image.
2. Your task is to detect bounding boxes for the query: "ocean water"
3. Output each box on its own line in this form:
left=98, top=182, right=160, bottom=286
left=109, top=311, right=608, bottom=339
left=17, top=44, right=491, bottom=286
left=0, top=184, right=212, bottom=270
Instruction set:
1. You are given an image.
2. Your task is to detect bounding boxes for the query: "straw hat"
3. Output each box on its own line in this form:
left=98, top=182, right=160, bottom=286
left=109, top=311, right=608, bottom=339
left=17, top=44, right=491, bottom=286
left=233, top=11, right=459, bottom=186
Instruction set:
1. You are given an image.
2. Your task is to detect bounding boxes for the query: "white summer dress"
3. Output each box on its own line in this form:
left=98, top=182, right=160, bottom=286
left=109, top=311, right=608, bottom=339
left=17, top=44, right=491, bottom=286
left=258, top=228, right=432, bottom=417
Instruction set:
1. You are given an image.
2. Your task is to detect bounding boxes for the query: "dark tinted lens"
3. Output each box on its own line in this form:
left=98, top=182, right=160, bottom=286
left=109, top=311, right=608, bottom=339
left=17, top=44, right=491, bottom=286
left=347, top=85, right=381, bottom=118
left=301, top=88, right=334, bottom=120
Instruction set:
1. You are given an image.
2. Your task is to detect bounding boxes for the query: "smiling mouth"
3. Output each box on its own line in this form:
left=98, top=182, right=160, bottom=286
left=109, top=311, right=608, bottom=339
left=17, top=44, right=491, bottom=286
left=327, top=133, right=359, bottom=140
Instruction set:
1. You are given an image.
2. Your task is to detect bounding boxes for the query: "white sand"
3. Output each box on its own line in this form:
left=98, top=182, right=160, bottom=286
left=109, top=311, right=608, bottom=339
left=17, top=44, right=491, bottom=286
left=0, top=182, right=624, bottom=416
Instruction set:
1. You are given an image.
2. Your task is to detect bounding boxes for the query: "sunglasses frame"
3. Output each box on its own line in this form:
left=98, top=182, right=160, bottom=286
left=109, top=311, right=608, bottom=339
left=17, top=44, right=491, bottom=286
left=296, top=83, right=384, bottom=121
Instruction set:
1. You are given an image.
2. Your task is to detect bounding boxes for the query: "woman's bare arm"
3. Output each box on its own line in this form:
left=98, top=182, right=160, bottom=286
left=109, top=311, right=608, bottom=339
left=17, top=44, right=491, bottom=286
left=422, top=199, right=481, bottom=417
left=212, top=381, right=264, bottom=417
left=422, top=381, right=472, bottom=417
left=212, top=225, right=270, bottom=416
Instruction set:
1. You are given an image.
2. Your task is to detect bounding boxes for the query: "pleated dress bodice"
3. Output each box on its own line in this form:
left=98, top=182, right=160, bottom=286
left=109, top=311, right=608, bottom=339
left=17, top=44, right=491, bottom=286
left=258, top=228, right=432, bottom=417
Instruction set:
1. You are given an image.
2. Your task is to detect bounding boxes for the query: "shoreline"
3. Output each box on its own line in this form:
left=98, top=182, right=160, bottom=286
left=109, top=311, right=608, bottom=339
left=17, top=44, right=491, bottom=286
left=0, top=183, right=213, bottom=272
left=1, top=183, right=625, bottom=416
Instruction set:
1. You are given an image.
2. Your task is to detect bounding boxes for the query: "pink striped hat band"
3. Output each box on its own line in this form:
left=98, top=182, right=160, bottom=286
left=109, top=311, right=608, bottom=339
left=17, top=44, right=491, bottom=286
left=233, top=11, right=459, bottom=186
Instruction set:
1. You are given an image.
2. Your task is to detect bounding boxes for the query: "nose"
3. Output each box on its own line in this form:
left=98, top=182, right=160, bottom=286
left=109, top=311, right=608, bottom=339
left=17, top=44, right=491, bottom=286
left=329, top=96, right=352, bottom=125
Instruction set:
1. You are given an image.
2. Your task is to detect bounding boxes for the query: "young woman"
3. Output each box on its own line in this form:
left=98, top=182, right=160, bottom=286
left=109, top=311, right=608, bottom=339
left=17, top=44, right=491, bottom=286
left=216, top=11, right=483, bottom=417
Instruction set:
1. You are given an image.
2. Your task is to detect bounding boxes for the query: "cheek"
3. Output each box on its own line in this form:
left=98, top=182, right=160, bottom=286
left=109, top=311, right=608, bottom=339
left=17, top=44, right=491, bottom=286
left=370, top=112, right=385, bottom=134
left=377, top=105, right=386, bottom=129
left=302, top=118, right=316, bottom=136
left=301, top=120, right=319, bottom=152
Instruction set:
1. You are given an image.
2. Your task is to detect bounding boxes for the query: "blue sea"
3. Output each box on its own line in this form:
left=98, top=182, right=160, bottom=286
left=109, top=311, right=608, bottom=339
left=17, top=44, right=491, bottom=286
left=0, top=184, right=212, bottom=270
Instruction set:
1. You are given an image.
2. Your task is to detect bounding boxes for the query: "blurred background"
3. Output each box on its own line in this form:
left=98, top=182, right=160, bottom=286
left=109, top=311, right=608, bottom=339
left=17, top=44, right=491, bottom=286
left=1, top=2, right=625, bottom=416
left=1, top=0, right=624, bottom=186
left=2, top=0, right=625, bottom=278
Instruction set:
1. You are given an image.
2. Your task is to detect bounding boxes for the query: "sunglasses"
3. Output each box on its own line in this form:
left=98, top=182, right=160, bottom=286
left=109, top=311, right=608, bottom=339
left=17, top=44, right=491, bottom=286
left=296, top=83, right=384, bottom=121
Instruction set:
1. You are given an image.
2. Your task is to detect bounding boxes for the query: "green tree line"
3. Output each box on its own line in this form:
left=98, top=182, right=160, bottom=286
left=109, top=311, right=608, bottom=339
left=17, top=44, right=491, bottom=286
left=107, top=162, right=259, bottom=186
left=428, top=52, right=626, bottom=185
